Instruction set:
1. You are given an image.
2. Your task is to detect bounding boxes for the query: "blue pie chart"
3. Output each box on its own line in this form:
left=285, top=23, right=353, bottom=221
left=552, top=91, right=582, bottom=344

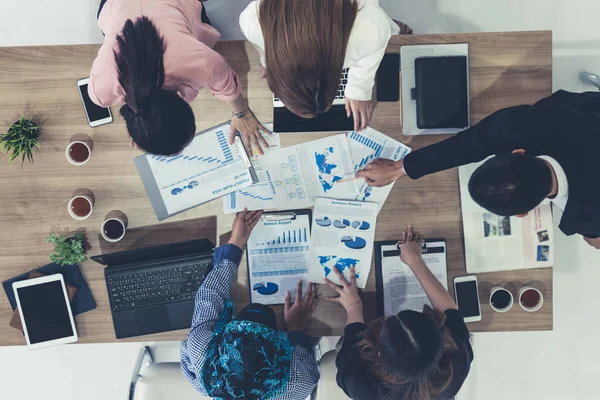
left=316, top=217, right=332, bottom=227
left=253, top=282, right=279, bottom=296
left=333, top=219, right=351, bottom=229
left=341, top=236, right=367, bottom=250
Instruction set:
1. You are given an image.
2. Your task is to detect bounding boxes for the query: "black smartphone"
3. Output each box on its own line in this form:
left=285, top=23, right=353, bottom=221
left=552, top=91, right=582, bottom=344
left=376, top=53, right=400, bottom=102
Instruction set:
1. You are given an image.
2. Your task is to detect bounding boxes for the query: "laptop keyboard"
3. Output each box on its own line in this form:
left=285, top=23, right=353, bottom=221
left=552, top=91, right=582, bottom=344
left=107, top=262, right=212, bottom=312
left=274, top=68, right=349, bottom=103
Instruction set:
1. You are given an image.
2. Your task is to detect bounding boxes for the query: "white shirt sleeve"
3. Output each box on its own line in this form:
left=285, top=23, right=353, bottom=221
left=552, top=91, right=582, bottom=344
left=239, top=1, right=266, bottom=67
left=344, top=3, right=398, bottom=101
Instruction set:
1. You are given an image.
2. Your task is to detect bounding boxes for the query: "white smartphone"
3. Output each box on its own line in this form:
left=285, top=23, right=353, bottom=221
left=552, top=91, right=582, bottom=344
left=13, top=274, right=78, bottom=350
left=77, top=77, right=113, bottom=127
left=453, top=275, right=482, bottom=323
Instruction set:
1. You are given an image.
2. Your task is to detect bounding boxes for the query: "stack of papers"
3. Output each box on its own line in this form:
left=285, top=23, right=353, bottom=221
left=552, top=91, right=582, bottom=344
left=224, top=127, right=411, bottom=213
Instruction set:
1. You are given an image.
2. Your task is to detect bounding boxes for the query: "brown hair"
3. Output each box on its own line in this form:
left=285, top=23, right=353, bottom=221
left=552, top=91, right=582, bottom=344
left=259, top=0, right=358, bottom=117
left=357, top=305, right=460, bottom=400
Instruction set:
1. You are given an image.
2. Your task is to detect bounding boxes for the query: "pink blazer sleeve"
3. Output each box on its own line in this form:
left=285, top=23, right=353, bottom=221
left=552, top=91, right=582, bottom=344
left=88, top=36, right=124, bottom=107
left=175, top=40, right=242, bottom=103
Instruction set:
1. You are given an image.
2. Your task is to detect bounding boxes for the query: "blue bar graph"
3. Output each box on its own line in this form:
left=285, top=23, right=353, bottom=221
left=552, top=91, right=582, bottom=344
left=151, top=130, right=233, bottom=165
left=261, top=228, right=309, bottom=246
left=350, top=131, right=384, bottom=170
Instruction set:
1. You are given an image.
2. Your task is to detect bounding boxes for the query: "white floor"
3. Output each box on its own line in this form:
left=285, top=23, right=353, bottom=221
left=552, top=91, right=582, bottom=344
left=1, top=1, right=600, bottom=399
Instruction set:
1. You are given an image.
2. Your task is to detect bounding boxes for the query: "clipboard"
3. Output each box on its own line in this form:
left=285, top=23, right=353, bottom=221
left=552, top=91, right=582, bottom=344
left=375, top=238, right=447, bottom=317
left=245, top=209, right=313, bottom=305
left=135, top=121, right=258, bottom=221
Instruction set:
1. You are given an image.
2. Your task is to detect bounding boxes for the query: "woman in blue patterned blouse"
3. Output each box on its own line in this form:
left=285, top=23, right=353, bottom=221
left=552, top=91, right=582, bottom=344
left=181, top=208, right=321, bottom=400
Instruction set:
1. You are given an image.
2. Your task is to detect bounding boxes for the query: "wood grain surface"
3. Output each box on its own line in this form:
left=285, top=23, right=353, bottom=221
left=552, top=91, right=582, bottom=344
left=0, top=31, right=552, bottom=346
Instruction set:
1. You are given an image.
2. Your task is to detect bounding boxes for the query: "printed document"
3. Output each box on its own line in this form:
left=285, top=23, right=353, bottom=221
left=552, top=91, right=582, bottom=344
left=247, top=213, right=311, bottom=305
left=144, top=123, right=254, bottom=215
left=224, top=134, right=361, bottom=212
left=308, top=198, right=378, bottom=288
left=379, top=241, right=448, bottom=315
left=459, top=160, right=554, bottom=273
left=347, top=128, right=412, bottom=210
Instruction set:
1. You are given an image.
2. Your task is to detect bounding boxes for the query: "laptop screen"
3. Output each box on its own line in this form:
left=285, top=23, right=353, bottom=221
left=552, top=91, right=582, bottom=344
left=91, top=239, right=214, bottom=266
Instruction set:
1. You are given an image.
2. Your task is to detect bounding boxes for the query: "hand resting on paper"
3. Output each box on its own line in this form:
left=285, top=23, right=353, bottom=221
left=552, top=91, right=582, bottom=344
left=324, top=265, right=364, bottom=325
left=355, top=158, right=407, bottom=187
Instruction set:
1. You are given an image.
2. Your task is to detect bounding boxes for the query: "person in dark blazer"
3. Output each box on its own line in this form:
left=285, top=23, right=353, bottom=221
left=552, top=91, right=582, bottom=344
left=356, top=90, right=600, bottom=249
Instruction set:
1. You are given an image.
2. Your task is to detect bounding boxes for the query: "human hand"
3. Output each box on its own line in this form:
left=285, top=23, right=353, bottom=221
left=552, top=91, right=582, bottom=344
left=229, top=107, right=272, bottom=155
left=345, top=98, right=373, bottom=132
left=229, top=208, right=263, bottom=250
left=324, top=265, right=364, bottom=324
left=399, top=225, right=424, bottom=267
left=284, top=281, right=320, bottom=331
left=355, top=158, right=406, bottom=187
left=584, top=236, right=600, bottom=250
left=258, top=64, right=267, bottom=79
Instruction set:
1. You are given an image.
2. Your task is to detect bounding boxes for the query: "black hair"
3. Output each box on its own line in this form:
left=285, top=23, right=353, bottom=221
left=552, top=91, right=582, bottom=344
left=358, top=305, right=458, bottom=400
left=115, top=17, right=195, bottom=156
left=238, top=303, right=278, bottom=331
left=468, top=153, right=553, bottom=216
left=379, top=310, right=443, bottom=379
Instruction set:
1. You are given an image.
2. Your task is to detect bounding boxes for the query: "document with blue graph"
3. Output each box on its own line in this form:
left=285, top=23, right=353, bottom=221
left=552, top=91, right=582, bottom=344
left=135, top=122, right=256, bottom=220
left=308, top=198, right=378, bottom=289
left=347, top=127, right=412, bottom=209
left=246, top=212, right=312, bottom=305
left=224, top=134, right=361, bottom=213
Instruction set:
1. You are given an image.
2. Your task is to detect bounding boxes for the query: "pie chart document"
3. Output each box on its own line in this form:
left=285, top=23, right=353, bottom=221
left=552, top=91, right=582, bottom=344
left=246, top=211, right=312, bottom=305
left=308, top=198, right=378, bottom=288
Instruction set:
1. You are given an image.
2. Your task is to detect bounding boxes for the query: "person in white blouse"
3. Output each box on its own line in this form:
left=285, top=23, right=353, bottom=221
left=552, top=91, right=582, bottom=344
left=240, top=0, right=410, bottom=132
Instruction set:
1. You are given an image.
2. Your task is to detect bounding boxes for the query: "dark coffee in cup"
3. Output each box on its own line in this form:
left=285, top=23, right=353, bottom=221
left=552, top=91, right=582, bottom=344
left=491, top=289, right=511, bottom=309
left=103, top=219, right=125, bottom=240
left=520, top=289, right=541, bottom=308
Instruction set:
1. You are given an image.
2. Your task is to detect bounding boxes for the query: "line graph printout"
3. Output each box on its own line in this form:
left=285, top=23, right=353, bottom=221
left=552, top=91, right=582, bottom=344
left=308, top=198, right=378, bottom=288
left=144, top=123, right=254, bottom=215
left=224, top=134, right=361, bottom=213
left=247, top=214, right=312, bottom=305
left=347, top=128, right=411, bottom=211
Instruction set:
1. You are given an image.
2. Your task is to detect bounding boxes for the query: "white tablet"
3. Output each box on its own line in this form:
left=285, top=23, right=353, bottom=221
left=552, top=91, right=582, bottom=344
left=13, top=274, right=78, bottom=349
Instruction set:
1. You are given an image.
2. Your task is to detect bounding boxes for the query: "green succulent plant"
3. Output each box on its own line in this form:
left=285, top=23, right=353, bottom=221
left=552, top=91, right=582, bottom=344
left=46, top=232, right=88, bottom=266
left=1, top=115, right=41, bottom=168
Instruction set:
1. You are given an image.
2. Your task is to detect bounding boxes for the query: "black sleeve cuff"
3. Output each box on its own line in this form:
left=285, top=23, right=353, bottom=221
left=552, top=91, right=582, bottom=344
left=287, top=330, right=312, bottom=351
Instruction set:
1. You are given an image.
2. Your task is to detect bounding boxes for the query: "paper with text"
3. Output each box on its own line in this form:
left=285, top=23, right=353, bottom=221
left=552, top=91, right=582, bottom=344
left=247, top=213, right=311, bottom=305
left=308, top=198, right=378, bottom=288
left=224, top=134, right=361, bottom=213
left=380, top=241, right=448, bottom=315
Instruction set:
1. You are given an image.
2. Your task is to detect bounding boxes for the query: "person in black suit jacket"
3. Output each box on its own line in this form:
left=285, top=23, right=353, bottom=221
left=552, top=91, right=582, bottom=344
left=356, top=90, right=600, bottom=249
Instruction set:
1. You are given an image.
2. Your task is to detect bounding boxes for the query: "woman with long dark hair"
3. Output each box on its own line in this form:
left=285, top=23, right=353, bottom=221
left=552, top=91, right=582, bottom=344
left=90, top=0, right=270, bottom=155
left=240, top=0, right=411, bottom=132
left=325, top=225, right=474, bottom=400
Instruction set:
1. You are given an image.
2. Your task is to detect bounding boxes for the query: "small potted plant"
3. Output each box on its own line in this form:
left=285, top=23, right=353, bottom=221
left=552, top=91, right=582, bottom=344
left=1, top=115, right=41, bottom=168
left=46, top=232, right=88, bottom=266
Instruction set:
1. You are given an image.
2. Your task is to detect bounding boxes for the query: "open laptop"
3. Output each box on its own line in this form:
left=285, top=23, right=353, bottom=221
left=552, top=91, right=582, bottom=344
left=91, top=239, right=214, bottom=339
left=273, top=68, right=354, bottom=133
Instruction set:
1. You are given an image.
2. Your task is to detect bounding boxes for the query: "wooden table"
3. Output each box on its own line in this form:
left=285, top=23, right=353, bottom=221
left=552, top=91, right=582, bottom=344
left=0, top=31, right=553, bottom=346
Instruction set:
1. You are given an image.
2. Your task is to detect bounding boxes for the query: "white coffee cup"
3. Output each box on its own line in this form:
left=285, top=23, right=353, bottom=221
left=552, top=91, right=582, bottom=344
left=101, top=218, right=126, bottom=243
left=518, top=286, right=544, bottom=312
left=489, top=286, right=513, bottom=313
left=67, top=195, right=93, bottom=220
left=65, top=141, right=91, bottom=166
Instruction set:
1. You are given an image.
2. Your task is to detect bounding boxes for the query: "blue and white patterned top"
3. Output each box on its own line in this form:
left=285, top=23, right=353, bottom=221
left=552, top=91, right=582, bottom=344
left=180, top=244, right=320, bottom=399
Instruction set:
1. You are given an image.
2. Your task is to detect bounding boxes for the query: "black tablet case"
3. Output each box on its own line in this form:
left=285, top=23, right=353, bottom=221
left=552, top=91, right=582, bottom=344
left=413, top=56, right=469, bottom=129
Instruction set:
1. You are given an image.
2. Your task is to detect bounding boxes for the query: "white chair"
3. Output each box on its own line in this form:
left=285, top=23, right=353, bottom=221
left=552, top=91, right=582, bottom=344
left=129, top=345, right=211, bottom=400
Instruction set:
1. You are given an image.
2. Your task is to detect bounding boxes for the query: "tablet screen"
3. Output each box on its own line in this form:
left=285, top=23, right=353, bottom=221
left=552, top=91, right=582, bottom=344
left=17, top=280, right=74, bottom=344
